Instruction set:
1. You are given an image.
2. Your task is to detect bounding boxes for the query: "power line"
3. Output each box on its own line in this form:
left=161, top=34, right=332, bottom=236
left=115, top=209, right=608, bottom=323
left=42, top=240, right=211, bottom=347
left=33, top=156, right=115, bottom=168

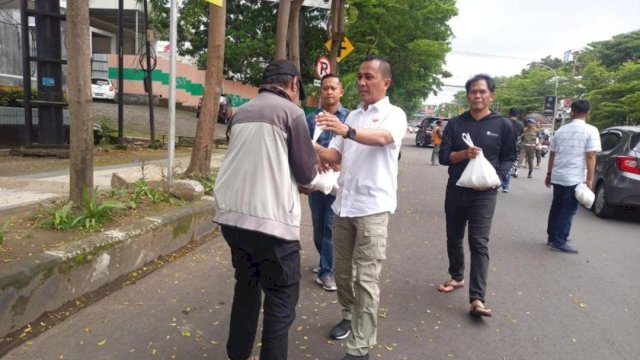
left=450, top=51, right=531, bottom=61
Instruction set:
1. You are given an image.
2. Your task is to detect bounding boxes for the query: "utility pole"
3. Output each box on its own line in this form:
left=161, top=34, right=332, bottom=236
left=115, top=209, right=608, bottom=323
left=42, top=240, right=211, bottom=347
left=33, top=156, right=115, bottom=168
left=143, top=0, right=156, bottom=144
left=117, top=0, right=124, bottom=145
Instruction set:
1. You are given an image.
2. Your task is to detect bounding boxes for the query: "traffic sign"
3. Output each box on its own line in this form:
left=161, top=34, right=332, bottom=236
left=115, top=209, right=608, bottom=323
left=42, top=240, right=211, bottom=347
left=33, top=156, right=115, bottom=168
left=316, top=56, right=331, bottom=79
left=325, top=36, right=354, bottom=62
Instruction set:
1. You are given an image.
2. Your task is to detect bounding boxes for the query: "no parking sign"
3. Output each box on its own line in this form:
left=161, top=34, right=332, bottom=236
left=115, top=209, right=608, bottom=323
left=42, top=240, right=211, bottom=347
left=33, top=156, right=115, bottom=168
left=316, top=56, right=332, bottom=80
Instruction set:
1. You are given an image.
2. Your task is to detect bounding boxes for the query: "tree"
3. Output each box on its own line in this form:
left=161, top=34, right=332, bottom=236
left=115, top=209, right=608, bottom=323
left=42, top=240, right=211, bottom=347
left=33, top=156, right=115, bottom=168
left=274, top=0, right=291, bottom=59
left=186, top=1, right=226, bottom=176
left=588, top=62, right=640, bottom=128
left=66, top=1, right=94, bottom=202
left=340, top=0, right=457, bottom=112
left=287, top=0, right=304, bottom=70
left=327, top=0, right=345, bottom=73
left=582, top=30, right=640, bottom=71
left=145, top=0, right=170, bottom=39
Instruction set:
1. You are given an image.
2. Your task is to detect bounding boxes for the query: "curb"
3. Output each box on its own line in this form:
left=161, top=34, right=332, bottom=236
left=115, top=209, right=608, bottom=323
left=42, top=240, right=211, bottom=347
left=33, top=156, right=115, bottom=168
left=0, top=196, right=217, bottom=338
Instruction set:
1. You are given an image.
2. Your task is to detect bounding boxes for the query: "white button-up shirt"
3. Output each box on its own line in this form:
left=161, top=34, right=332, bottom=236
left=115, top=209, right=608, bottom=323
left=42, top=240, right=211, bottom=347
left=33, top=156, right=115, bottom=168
left=550, top=118, right=601, bottom=186
left=329, top=97, right=407, bottom=217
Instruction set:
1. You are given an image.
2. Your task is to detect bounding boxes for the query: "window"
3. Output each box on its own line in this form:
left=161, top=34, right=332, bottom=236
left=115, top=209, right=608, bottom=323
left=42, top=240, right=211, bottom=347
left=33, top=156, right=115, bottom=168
left=600, top=132, right=622, bottom=152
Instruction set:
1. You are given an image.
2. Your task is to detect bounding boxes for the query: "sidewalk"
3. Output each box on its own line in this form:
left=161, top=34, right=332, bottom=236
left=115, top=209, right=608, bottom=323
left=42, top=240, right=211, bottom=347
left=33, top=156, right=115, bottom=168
left=0, top=151, right=226, bottom=342
left=0, top=154, right=223, bottom=212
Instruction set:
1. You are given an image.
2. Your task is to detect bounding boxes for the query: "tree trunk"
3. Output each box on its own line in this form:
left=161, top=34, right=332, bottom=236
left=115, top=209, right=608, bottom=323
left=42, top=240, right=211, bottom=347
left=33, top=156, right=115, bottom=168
left=185, top=1, right=226, bottom=176
left=328, top=0, right=345, bottom=74
left=275, top=0, right=291, bottom=59
left=66, top=1, right=93, bottom=203
left=287, top=0, right=303, bottom=71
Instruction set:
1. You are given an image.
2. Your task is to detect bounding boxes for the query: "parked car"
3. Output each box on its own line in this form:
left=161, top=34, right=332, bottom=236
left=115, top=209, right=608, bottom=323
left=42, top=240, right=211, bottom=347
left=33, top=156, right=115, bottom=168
left=91, top=77, right=116, bottom=101
left=415, top=117, right=449, bottom=147
left=592, top=126, right=640, bottom=218
left=196, top=94, right=232, bottom=124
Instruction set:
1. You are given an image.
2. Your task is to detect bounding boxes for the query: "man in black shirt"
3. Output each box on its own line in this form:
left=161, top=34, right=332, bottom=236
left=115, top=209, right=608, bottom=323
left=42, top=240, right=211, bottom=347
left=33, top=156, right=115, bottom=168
left=502, top=108, right=524, bottom=191
left=437, top=74, right=515, bottom=317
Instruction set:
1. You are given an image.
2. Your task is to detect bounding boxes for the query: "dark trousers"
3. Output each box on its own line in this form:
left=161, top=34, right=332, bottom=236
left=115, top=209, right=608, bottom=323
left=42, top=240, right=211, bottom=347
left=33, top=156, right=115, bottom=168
left=546, top=184, right=579, bottom=246
left=309, top=191, right=336, bottom=277
left=221, top=225, right=301, bottom=360
left=444, top=185, right=497, bottom=303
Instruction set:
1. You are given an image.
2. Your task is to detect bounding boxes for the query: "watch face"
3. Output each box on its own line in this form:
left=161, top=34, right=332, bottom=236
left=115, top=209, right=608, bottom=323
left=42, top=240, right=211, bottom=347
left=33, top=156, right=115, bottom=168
left=348, top=127, right=356, bottom=139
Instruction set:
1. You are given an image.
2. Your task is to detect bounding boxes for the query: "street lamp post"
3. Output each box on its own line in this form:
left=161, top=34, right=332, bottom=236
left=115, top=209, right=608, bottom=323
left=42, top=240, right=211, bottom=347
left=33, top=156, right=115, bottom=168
left=536, top=64, right=559, bottom=134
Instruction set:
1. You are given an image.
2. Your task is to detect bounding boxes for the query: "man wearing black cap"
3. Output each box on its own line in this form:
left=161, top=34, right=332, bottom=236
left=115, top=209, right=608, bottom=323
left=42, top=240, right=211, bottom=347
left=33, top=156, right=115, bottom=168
left=214, top=59, right=317, bottom=360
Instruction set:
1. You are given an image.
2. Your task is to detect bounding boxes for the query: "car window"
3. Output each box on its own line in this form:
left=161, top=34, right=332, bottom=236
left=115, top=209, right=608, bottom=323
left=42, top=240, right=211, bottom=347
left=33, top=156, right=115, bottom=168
left=630, top=132, right=640, bottom=151
left=92, top=78, right=110, bottom=86
left=600, top=132, right=622, bottom=152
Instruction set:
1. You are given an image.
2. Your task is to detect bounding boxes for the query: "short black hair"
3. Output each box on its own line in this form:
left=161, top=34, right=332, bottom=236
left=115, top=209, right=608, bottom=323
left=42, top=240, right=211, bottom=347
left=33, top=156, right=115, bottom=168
left=321, top=73, right=341, bottom=86
left=571, top=99, right=590, bottom=114
left=435, top=120, right=442, bottom=125
left=465, top=74, right=496, bottom=93
left=363, top=55, right=392, bottom=79
left=508, top=108, right=520, bottom=117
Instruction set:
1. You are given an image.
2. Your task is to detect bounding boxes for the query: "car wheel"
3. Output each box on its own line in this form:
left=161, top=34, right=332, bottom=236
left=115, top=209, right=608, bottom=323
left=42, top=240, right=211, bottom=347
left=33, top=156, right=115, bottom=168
left=593, top=183, right=615, bottom=218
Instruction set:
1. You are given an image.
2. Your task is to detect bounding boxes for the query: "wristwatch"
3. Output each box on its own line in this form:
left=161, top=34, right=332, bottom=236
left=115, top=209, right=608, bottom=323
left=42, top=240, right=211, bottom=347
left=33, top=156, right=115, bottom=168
left=344, top=125, right=357, bottom=140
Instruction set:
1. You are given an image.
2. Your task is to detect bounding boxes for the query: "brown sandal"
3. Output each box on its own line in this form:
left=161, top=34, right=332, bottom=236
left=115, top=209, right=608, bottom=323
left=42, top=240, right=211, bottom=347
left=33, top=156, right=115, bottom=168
left=437, top=279, right=464, bottom=293
left=469, top=302, right=492, bottom=317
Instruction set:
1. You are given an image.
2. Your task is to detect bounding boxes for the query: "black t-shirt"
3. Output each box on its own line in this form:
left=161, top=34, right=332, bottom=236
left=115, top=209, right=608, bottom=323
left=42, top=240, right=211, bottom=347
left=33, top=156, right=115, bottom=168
left=510, top=118, right=524, bottom=142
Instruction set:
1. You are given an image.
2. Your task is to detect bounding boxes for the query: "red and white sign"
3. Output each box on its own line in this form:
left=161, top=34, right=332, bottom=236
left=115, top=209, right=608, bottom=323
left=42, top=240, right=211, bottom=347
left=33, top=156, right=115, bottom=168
left=561, top=98, right=572, bottom=109
left=316, top=56, right=331, bottom=80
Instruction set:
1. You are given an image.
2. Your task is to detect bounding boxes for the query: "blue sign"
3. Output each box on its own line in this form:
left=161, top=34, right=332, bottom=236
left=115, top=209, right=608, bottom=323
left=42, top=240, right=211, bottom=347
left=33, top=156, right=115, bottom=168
left=42, top=77, right=55, bottom=87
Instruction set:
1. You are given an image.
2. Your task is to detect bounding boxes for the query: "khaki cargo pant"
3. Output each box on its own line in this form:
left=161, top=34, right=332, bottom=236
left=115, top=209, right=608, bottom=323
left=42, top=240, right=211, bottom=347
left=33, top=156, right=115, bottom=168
left=333, top=212, right=389, bottom=356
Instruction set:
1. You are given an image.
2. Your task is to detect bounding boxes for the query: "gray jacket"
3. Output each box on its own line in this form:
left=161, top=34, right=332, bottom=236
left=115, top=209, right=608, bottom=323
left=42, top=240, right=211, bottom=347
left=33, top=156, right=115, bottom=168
left=214, top=91, right=317, bottom=240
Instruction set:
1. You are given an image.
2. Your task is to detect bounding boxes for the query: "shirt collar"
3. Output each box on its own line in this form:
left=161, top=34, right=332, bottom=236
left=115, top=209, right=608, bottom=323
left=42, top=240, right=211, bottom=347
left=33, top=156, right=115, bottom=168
left=358, top=96, right=390, bottom=113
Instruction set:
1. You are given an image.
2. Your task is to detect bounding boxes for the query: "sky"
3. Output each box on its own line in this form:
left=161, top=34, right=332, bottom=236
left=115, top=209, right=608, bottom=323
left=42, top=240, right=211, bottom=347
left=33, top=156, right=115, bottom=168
left=425, top=0, right=640, bottom=105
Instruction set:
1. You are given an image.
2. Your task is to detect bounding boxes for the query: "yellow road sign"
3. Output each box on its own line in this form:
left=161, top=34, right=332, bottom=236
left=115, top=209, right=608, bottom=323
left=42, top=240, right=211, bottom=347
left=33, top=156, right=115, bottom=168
left=325, top=37, right=354, bottom=62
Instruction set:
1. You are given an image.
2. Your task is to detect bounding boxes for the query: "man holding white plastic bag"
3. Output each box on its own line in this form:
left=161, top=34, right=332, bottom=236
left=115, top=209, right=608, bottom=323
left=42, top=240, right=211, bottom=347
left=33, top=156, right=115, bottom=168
left=437, top=74, right=515, bottom=318
left=545, top=100, right=601, bottom=255
left=305, top=74, right=349, bottom=292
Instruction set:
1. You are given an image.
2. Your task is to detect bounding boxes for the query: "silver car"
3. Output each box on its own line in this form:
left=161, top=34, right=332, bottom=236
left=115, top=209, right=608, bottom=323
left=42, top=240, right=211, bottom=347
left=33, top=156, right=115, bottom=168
left=592, top=126, right=640, bottom=218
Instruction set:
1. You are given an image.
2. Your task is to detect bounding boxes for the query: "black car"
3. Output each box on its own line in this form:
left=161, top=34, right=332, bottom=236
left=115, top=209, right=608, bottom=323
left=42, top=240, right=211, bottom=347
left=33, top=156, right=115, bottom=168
left=592, top=126, right=640, bottom=217
left=415, top=117, right=449, bottom=147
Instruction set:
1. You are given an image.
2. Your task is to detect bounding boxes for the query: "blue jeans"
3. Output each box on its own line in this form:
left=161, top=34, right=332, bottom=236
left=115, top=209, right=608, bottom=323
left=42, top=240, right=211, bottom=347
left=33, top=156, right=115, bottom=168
left=547, top=184, right=579, bottom=246
left=309, top=191, right=336, bottom=277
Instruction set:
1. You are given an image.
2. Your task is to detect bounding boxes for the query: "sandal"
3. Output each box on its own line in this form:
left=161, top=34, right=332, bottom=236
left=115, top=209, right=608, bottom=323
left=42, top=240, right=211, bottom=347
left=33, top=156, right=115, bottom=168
left=437, top=279, right=464, bottom=293
left=469, top=301, right=492, bottom=317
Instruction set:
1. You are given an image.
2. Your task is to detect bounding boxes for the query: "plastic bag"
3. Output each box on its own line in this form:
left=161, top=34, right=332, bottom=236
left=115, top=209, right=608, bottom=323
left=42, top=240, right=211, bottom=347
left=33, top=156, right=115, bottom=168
left=456, top=133, right=502, bottom=189
left=575, top=183, right=595, bottom=209
left=309, top=124, right=340, bottom=195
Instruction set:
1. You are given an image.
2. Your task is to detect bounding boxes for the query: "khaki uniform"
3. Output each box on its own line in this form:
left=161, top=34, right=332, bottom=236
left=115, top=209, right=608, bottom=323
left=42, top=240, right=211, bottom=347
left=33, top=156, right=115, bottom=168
left=521, top=128, right=538, bottom=176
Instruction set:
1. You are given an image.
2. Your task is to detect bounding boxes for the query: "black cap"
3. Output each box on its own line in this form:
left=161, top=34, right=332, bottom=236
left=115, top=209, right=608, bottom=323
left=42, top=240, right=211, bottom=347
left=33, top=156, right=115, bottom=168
left=261, top=59, right=306, bottom=101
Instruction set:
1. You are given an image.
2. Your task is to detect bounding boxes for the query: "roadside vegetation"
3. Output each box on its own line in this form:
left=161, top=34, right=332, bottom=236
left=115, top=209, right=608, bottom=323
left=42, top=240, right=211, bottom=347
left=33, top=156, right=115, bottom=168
left=444, top=30, right=640, bottom=129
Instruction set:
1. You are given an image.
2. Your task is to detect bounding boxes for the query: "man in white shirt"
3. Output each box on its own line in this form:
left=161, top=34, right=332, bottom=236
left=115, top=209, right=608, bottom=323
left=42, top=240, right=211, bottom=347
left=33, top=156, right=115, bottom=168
left=545, top=99, right=601, bottom=254
left=314, top=56, right=407, bottom=360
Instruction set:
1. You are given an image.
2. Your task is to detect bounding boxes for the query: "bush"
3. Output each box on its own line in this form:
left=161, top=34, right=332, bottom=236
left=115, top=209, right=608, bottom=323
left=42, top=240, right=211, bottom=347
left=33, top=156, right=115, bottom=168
left=0, top=85, right=37, bottom=107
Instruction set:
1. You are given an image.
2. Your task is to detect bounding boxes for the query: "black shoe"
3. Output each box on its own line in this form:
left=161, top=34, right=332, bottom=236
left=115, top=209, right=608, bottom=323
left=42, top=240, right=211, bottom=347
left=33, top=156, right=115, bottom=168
left=329, top=319, right=351, bottom=340
left=550, top=243, right=579, bottom=254
left=341, top=353, right=369, bottom=360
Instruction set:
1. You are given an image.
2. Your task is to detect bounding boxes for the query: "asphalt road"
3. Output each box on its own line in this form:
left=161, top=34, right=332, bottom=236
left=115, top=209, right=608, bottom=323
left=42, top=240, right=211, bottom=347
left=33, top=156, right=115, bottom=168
left=5, top=134, right=639, bottom=360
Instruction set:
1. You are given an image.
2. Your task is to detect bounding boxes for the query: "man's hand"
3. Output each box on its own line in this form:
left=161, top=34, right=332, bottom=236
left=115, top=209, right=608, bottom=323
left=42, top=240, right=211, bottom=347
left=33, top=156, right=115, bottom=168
left=545, top=174, right=552, bottom=188
left=315, top=111, right=348, bottom=137
left=586, top=179, right=593, bottom=191
left=466, top=146, right=482, bottom=159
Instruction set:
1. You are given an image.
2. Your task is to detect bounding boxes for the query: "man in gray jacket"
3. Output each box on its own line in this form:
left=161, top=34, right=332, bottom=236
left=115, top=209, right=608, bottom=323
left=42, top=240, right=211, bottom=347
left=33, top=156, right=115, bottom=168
left=214, top=59, right=318, bottom=360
